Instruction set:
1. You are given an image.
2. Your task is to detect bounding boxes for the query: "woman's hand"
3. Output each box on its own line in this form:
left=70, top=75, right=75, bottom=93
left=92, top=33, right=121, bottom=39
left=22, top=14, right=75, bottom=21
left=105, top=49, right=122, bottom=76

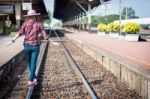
left=6, top=40, right=15, bottom=46
left=6, top=34, right=19, bottom=46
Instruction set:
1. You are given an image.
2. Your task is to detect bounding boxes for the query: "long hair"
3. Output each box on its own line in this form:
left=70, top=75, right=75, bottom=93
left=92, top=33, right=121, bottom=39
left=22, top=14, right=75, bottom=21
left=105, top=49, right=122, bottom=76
left=25, top=16, right=38, bottom=22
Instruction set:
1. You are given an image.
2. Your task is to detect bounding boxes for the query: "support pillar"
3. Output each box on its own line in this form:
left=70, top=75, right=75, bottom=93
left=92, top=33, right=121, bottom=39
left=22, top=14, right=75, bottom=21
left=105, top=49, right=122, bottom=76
left=78, top=14, right=79, bottom=30
left=119, top=0, right=122, bottom=35
left=88, top=4, right=91, bottom=33
left=81, top=13, right=84, bottom=30
left=15, top=3, right=21, bottom=28
left=84, top=13, right=87, bottom=31
left=79, top=13, right=82, bottom=30
left=76, top=15, right=78, bottom=30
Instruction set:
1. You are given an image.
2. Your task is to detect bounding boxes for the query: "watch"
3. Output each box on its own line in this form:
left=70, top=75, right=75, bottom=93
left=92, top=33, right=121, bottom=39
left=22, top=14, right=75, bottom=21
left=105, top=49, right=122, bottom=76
left=12, top=40, right=15, bottom=43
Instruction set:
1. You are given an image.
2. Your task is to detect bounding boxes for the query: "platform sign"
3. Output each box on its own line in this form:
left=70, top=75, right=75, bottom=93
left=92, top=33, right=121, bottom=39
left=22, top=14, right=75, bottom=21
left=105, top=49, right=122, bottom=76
left=101, top=2, right=110, bottom=10
left=22, top=3, right=32, bottom=10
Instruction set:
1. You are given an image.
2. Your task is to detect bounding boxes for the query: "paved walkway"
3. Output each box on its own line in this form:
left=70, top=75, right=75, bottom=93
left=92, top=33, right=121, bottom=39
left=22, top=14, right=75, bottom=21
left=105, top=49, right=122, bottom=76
left=0, top=36, right=24, bottom=66
left=65, top=30, right=150, bottom=72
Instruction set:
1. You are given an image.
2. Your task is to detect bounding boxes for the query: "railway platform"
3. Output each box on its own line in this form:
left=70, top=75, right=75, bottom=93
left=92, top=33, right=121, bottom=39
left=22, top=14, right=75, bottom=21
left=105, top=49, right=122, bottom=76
left=64, top=29, right=150, bottom=98
left=65, top=30, right=150, bottom=71
left=0, top=35, right=24, bottom=84
left=0, top=36, right=24, bottom=66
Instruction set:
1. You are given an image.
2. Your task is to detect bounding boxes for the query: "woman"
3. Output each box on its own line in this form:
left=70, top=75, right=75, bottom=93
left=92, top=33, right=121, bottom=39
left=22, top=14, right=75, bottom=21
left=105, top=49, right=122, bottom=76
left=10, top=10, right=49, bottom=86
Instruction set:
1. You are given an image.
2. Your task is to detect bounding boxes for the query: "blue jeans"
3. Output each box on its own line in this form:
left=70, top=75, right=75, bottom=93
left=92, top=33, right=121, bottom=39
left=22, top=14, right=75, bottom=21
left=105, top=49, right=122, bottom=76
left=24, top=44, right=40, bottom=81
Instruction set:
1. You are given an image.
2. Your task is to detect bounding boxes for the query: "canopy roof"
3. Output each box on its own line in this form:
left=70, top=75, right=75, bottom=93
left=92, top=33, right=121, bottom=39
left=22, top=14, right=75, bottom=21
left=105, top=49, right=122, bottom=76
left=54, top=0, right=110, bottom=22
left=0, top=0, right=48, bottom=18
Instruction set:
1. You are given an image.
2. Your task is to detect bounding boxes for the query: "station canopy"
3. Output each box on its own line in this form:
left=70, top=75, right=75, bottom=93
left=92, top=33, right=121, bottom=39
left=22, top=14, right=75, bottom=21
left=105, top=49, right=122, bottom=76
left=0, top=0, right=48, bottom=18
left=54, top=0, right=110, bottom=22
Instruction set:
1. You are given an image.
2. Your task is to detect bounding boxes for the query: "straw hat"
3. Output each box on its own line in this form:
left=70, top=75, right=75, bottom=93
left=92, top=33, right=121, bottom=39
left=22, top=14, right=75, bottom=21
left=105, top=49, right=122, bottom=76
left=24, top=9, right=40, bottom=17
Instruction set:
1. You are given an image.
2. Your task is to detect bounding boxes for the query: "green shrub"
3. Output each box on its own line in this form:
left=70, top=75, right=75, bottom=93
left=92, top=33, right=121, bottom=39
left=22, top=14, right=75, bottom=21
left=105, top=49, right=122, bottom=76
left=5, top=24, right=18, bottom=35
left=108, top=23, right=114, bottom=32
left=108, top=23, right=120, bottom=32
left=105, top=25, right=109, bottom=32
left=123, top=22, right=141, bottom=34
left=97, top=23, right=103, bottom=31
left=97, top=23, right=107, bottom=32
left=10, top=24, right=18, bottom=32
left=113, top=23, right=120, bottom=32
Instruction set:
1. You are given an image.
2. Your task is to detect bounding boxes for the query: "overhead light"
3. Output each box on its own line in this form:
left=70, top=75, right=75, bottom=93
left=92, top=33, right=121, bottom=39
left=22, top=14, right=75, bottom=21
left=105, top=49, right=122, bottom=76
left=88, top=0, right=93, bottom=2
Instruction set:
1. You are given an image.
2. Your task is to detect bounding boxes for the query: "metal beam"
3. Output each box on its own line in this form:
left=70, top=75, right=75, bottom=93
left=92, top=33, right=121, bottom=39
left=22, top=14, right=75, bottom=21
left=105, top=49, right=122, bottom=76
left=54, top=0, right=102, bottom=21
left=71, top=0, right=99, bottom=4
left=75, top=1, right=87, bottom=13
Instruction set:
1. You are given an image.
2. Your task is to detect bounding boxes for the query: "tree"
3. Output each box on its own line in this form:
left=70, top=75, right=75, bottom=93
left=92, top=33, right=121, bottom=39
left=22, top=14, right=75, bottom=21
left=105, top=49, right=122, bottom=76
left=47, top=10, right=51, bottom=24
left=122, top=7, right=139, bottom=19
left=91, top=14, right=125, bottom=27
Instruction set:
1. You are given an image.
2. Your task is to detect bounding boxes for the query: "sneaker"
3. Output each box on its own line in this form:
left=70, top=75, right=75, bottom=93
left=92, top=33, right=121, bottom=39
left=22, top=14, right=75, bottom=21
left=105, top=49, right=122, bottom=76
left=28, top=81, right=33, bottom=86
left=32, top=78, right=37, bottom=85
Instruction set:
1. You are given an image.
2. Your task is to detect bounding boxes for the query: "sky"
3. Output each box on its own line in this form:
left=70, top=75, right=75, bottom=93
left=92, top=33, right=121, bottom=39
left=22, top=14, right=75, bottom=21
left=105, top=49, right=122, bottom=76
left=0, top=0, right=149, bottom=21
left=93, top=0, right=150, bottom=18
left=43, top=0, right=61, bottom=26
left=43, top=0, right=54, bottom=17
left=43, top=0, right=150, bottom=25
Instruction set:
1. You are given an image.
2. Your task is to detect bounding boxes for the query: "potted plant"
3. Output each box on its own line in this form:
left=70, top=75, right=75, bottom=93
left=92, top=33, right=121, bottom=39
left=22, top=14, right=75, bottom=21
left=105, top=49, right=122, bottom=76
left=123, top=22, right=141, bottom=41
left=109, top=23, right=120, bottom=38
left=97, top=23, right=106, bottom=36
left=105, top=24, right=109, bottom=34
left=108, top=22, right=113, bottom=32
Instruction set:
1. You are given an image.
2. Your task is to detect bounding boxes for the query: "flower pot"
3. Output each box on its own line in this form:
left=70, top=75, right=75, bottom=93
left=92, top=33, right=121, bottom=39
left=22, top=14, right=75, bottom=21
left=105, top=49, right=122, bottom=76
left=97, top=31, right=105, bottom=36
left=125, top=34, right=139, bottom=41
left=119, top=35, right=125, bottom=40
left=119, top=32, right=126, bottom=40
left=105, top=32, right=109, bottom=36
left=109, top=32, right=119, bottom=38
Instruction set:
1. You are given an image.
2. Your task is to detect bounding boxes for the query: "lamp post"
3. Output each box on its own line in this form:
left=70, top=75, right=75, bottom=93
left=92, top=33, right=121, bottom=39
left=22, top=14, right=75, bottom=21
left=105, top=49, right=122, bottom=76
left=125, top=1, right=128, bottom=20
left=87, top=0, right=93, bottom=33
left=119, top=0, right=122, bottom=35
left=100, top=0, right=110, bottom=24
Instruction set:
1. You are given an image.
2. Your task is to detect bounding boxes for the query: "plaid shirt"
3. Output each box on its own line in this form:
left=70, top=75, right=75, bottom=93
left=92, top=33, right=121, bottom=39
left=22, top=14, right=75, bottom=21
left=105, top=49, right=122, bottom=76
left=18, top=21, right=49, bottom=45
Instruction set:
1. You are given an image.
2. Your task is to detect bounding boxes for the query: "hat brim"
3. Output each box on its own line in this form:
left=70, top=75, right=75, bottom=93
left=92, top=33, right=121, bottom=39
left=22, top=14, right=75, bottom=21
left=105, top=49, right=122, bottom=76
left=24, top=13, right=40, bottom=17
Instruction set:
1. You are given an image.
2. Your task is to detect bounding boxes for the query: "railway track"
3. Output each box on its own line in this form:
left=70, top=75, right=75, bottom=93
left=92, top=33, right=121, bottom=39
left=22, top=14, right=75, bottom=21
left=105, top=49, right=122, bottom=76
left=0, top=30, right=97, bottom=99
left=0, top=29, right=142, bottom=99
left=31, top=30, right=97, bottom=99
left=63, top=38, right=142, bottom=99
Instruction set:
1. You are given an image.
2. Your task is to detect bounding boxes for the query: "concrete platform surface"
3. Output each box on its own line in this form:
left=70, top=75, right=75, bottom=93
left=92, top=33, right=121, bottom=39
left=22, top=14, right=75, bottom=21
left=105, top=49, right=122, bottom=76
left=0, top=36, right=24, bottom=66
left=65, top=31, right=150, bottom=73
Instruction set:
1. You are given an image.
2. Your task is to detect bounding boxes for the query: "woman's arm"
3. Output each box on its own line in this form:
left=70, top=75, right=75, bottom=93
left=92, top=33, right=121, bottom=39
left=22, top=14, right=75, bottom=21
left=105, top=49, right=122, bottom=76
left=7, top=33, right=19, bottom=45
left=11, top=34, right=20, bottom=43
left=38, top=22, right=55, bottom=44
left=39, top=23, right=49, bottom=40
left=9, top=22, right=26, bottom=44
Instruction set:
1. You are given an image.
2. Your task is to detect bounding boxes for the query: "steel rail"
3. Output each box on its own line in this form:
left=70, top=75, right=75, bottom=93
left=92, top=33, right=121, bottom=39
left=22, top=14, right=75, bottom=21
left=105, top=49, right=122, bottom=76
left=26, top=28, right=51, bottom=99
left=53, top=30, right=97, bottom=99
